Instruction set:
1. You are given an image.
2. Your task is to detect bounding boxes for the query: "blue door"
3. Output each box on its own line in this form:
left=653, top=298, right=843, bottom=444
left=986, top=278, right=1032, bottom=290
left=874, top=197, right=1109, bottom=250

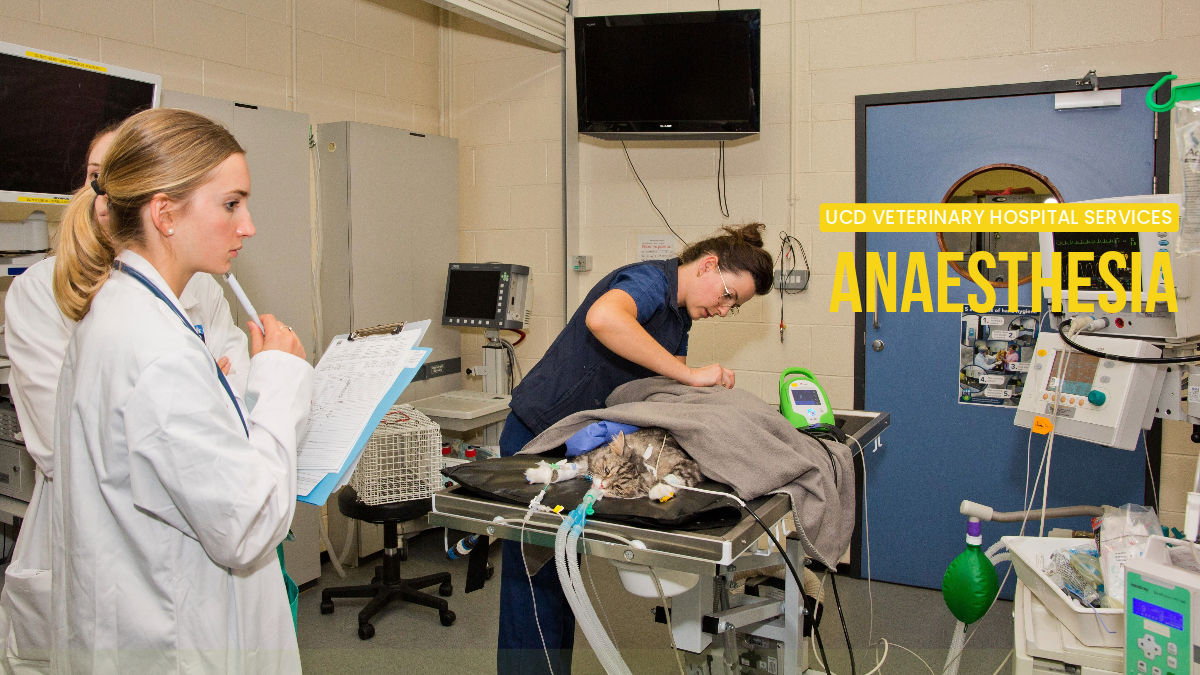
left=860, top=82, right=1165, bottom=592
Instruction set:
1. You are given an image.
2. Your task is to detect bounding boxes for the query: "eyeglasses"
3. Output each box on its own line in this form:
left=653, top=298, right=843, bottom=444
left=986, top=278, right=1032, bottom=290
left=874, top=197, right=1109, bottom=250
left=716, top=266, right=740, bottom=316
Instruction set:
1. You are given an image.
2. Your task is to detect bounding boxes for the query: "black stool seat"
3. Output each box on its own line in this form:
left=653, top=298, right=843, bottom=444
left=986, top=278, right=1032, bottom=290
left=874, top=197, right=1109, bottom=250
left=320, top=487, right=454, bottom=639
left=338, top=488, right=431, bottom=524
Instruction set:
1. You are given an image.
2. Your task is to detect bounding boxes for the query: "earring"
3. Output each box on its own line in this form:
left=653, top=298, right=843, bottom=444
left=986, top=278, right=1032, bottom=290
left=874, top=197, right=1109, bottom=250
left=166, top=229, right=174, bottom=236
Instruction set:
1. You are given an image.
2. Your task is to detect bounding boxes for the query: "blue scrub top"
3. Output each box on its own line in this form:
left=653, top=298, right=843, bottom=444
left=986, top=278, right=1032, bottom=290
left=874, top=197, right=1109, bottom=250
left=509, top=258, right=692, bottom=436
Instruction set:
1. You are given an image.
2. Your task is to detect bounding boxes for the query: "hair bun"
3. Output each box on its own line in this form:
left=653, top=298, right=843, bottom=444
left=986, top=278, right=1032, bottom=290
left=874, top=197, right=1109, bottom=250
left=724, top=222, right=765, bottom=248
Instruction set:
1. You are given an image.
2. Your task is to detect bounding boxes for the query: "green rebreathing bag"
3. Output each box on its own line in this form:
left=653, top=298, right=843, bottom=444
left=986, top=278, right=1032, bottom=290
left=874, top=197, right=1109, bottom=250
left=942, top=518, right=999, bottom=625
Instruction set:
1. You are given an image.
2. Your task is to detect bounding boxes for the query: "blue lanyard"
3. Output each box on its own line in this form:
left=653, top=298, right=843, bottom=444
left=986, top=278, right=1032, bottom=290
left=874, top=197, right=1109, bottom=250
left=113, top=261, right=249, bottom=437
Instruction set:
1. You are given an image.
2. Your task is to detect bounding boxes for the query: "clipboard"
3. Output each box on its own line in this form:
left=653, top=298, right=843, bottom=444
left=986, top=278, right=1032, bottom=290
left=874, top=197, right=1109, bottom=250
left=296, top=320, right=431, bottom=506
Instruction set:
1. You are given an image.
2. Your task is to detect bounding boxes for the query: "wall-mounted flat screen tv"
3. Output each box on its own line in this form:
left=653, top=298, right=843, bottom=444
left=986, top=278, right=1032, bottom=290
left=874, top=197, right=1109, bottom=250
left=0, top=41, right=161, bottom=204
left=575, top=10, right=760, bottom=141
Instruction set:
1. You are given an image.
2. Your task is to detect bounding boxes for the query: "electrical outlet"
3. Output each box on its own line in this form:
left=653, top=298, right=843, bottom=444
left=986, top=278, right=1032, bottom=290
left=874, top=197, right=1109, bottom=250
left=775, top=269, right=809, bottom=291
left=572, top=255, right=593, bottom=272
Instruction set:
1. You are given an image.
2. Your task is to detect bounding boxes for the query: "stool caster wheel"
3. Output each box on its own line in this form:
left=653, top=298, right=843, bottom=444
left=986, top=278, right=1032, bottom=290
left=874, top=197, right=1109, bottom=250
left=440, top=610, right=456, bottom=627
left=358, top=623, right=375, bottom=640
left=486, top=562, right=495, bottom=580
left=439, top=581, right=453, bottom=597
left=320, top=600, right=334, bottom=615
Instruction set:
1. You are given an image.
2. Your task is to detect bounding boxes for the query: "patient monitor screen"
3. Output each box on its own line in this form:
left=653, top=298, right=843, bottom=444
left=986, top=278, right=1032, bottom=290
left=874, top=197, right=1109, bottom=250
left=445, top=269, right=502, bottom=320
left=790, top=388, right=821, bottom=406
left=1052, top=232, right=1141, bottom=292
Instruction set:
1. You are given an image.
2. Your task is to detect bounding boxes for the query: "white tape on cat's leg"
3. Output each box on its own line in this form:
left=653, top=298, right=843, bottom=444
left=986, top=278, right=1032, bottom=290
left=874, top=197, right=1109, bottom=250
left=648, top=483, right=675, bottom=502
left=663, top=474, right=683, bottom=486
left=525, top=461, right=554, bottom=484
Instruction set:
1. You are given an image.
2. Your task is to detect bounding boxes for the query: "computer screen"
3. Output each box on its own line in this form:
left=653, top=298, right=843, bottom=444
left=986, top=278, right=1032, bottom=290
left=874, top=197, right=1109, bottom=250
left=444, top=269, right=501, bottom=321
left=0, top=44, right=158, bottom=198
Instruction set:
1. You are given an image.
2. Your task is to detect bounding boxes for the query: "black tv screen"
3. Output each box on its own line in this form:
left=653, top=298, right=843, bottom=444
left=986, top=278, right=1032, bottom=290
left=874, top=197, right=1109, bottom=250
left=0, top=48, right=157, bottom=198
left=575, top=10, right=760, bottom=139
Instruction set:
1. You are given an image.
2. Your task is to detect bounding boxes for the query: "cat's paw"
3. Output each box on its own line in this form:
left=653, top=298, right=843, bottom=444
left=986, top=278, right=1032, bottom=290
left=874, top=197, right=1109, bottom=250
left=525, top=461, right=554, bottom=484
left=648, top=483, right=675, bottom=502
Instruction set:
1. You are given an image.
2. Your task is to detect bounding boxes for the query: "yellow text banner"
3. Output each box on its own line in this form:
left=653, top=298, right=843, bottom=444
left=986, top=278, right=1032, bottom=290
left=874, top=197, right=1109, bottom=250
left=820, top=203, right=1178, bottom=232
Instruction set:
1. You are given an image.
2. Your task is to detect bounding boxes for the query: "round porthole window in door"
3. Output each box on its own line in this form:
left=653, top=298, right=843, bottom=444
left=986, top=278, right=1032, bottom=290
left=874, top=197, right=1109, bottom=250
left=937, top=164, right=1064, bottom=287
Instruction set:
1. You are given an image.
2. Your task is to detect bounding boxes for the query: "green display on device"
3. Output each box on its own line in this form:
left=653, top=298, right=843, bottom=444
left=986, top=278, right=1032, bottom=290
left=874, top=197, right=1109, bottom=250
left=1127, top=570, right=1191, bottom=675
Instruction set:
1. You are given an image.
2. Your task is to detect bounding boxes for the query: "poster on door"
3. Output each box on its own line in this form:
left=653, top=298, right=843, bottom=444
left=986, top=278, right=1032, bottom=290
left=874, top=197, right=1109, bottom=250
left=959, top=309, right=1039, bottom=407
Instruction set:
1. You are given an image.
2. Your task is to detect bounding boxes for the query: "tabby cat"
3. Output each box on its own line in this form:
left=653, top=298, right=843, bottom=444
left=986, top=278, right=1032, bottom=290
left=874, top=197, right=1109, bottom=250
left=525, top=427, right=703, bottom=501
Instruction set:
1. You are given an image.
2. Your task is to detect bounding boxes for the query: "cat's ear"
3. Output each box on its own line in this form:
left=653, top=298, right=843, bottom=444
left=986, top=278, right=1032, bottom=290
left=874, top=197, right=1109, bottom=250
left=612, top=432, right=627, bottom=455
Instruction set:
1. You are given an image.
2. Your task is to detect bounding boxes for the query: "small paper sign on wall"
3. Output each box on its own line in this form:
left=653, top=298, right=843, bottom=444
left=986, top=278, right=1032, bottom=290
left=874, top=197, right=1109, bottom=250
left=638, top=235, right=676, bottom=261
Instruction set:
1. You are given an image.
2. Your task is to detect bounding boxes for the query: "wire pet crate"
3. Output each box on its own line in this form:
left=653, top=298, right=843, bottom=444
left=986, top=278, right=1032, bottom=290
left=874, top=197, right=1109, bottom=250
left=350, top=405, right=442, bottom=506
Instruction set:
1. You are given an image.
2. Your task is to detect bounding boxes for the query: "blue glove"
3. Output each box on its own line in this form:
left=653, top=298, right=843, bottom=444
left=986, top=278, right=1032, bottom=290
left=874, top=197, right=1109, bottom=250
left=564, top=421, right=640, bottom=457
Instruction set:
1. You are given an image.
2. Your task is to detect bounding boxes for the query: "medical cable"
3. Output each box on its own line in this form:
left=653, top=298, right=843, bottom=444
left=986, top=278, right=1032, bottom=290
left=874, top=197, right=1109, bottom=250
left=828, top=572, right=856, bottom=675
left=944, top=415, right=1059, bottom=672
left=777, top=231, right=810, bottom=342
left=648, top=567, right=688, bottom=675
left=1059, top=317, right=1200, bottom=363
left=671, top=484, right=807, bottom=593
left=621, top=141, right=687, bottom=246
left=1144, top=428, right=1161, bottom=514
left=521, top=514, right=556, bottom=675
left=813, top=638, right=941, bottom=675
left=798, top=427, right=840, bottom=488
left=943, top=373, right=1065, bottom=672
left=814, top=624, right=833, bottom=675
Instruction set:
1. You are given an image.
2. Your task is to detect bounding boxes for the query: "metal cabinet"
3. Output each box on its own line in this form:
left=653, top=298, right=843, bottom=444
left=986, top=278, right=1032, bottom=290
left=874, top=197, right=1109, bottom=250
left=316, top=122, right=461, bottom=561
left=161, top=91, right=321, bottom=587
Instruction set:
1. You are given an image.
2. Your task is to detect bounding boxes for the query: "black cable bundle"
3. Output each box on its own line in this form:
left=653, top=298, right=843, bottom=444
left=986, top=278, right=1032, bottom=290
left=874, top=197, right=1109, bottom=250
left=777, top=231, right=810, bottom=341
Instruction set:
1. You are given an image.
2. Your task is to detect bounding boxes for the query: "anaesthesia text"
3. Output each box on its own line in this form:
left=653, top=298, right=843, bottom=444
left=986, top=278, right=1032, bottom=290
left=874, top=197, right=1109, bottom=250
left=828, top=251, right=1177, bottom=314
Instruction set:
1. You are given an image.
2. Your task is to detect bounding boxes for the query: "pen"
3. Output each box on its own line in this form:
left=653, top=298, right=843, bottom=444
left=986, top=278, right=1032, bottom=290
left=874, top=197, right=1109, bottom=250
left=223, top=272, right=265, bottom=334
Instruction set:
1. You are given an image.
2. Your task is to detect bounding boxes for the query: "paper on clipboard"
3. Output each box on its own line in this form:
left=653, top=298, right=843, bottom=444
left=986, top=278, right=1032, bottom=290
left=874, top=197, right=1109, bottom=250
left=294, top=319, right=430, bottom=503
left=297, top=347, right=430, bottom=505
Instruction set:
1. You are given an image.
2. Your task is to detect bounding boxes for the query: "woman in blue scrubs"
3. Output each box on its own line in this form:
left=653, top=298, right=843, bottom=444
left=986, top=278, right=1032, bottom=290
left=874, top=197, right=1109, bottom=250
left=497, top=222, right=775, bottom=675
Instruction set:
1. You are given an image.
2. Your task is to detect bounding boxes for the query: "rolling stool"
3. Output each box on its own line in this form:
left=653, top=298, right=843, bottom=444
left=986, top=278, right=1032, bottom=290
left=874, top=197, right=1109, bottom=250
left=320, top=486, right=455, bottom=639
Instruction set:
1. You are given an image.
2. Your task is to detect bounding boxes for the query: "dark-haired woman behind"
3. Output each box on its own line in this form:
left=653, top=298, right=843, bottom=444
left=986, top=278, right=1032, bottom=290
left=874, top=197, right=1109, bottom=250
left=496, top=222, right=775, bottom=675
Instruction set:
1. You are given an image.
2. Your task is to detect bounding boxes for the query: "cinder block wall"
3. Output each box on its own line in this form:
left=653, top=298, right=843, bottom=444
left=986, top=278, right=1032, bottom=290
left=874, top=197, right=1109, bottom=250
left=6, top=0, right=1200, bottom=521
left=447, top=16, right=567, bottom=382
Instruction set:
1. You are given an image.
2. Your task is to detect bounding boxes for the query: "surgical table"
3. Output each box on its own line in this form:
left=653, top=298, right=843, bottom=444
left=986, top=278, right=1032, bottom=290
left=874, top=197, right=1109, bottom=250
left=429, top=409, right=889, bottom=675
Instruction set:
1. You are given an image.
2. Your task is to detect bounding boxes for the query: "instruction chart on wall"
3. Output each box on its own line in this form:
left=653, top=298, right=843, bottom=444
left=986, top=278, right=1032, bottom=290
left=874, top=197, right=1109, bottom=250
left=958, top=309, right=1039, bottom=407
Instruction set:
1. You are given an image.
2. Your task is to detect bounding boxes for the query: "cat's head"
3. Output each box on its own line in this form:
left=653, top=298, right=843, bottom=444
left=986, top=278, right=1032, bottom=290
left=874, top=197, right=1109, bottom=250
left=590, top=432, right=640, bottom=497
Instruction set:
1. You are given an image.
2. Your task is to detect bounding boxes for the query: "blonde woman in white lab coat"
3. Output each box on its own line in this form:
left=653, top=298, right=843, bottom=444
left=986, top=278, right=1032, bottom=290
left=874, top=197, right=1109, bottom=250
left=0, top=126, right=250, bottom=675
left=48, top=108, right=312, bottom=674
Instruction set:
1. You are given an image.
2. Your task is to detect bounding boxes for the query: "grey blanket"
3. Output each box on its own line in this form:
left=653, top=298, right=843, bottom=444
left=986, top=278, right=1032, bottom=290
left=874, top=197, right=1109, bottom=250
left=518, top=377, right=855, bottom=567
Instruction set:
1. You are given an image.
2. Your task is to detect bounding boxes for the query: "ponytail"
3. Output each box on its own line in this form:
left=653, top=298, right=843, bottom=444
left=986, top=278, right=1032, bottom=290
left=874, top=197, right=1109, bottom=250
left=679, top=222, right=774, bottom=295
left=54, top=185, right=115, bottom=321
left=51, top=108, right=244, bottom=321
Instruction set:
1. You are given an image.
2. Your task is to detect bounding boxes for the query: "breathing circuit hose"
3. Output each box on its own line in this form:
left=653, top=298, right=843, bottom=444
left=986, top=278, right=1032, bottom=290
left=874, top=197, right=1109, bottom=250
left=554, top=489, right=633, bottom=675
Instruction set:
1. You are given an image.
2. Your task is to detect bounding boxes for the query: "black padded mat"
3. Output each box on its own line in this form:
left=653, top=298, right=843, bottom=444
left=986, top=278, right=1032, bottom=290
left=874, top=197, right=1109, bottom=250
left=442, top=455, right=746, bottom=531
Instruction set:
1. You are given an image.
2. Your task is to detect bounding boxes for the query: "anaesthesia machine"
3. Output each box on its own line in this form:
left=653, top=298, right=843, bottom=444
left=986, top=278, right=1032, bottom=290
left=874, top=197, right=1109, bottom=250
left=995, top=194, right=1200, bottom=675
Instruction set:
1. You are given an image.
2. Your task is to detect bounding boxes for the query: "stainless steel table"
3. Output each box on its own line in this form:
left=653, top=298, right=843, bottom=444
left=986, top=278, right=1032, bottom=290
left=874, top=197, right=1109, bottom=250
left=429, top=409, right=889, bottom=675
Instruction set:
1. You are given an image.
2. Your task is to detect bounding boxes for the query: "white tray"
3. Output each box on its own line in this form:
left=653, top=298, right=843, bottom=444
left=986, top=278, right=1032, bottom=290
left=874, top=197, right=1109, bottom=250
left=1003, top=536, right=1124, bottom=648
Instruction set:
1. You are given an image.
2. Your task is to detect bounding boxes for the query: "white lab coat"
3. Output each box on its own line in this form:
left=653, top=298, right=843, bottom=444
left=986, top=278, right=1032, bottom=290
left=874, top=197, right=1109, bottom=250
left=50, top=251, right=311, bottom=674
left=0, top=256, right=253, bottom=674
